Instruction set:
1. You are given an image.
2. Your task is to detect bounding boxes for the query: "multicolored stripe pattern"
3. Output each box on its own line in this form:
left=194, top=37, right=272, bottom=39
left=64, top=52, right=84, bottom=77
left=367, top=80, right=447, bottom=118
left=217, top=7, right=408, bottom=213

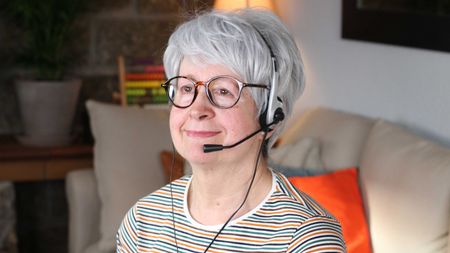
left=117, top=172, right=347, bottom=252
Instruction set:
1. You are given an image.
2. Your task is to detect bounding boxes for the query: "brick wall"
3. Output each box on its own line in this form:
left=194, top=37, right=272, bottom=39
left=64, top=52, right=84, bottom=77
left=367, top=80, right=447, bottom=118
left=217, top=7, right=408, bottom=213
left=0, top=0, right=213, bottom=139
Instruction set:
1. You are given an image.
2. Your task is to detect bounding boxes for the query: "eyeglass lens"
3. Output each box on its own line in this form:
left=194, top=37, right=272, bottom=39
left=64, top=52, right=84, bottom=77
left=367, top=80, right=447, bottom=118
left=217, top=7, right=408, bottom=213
left=167, top=77, right=241, bottom=108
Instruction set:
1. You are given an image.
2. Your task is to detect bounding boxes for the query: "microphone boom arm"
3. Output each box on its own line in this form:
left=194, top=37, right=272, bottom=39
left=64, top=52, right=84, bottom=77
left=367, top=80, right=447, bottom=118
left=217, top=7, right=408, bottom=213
left=203, top=122, right=275, bottom=153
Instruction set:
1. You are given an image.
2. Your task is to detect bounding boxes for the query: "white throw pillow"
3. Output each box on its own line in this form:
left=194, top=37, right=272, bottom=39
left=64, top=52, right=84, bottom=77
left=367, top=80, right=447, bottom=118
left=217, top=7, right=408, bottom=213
left=360, top=120, right=450, bottom=253
left=86, top=100, right=171, bottom=251
left=270, top=137, right=324, bottom=170
left=280, top=107, right=374, bottom=170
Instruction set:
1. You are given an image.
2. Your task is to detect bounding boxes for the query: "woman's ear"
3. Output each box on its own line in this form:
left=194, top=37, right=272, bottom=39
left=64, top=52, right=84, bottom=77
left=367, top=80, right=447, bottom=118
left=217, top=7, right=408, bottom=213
left=265, top=129, right=275, bottom=139
left=257, top=128, right=274, bottom=141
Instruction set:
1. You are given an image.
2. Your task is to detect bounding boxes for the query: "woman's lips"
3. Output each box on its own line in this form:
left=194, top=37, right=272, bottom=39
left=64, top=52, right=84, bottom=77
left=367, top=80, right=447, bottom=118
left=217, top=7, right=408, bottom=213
left=185, top=130, right=220, bottom=138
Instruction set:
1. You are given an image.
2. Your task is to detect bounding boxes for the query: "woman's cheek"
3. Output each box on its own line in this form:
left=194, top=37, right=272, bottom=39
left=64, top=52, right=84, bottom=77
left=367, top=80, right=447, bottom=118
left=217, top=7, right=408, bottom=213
left=169, top=109, right=183, bottom=145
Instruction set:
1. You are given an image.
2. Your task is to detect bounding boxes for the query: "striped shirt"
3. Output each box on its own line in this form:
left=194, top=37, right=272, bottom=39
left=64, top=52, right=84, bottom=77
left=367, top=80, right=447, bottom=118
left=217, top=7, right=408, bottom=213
left=117, top=171, right=347, bottom=252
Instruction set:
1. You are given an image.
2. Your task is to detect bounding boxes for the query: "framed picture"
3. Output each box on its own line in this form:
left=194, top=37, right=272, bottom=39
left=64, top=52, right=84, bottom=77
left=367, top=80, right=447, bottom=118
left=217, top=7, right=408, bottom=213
left=342, top=0, right=450, bottom=53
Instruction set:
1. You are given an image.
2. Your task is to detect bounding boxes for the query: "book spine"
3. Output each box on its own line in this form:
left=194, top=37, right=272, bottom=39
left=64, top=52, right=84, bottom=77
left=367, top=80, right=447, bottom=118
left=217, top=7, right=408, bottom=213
left=125, top=80, right=165, bottom=88
left=126, top=65, right=165, bottom=73
left=144, top=65, right=165, bottom=73
left=125, top=72, right=166, bottom=80
left=126, top=96, right=168, bottom=105
left=126, top=88, right=149, bottom=96
left=126, top=87, right=168, bottom=105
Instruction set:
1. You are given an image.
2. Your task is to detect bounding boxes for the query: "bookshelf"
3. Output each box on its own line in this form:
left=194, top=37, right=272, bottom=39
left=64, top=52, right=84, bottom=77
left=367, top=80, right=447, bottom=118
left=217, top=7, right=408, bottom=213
left=116, top=55, right=169, bottom=107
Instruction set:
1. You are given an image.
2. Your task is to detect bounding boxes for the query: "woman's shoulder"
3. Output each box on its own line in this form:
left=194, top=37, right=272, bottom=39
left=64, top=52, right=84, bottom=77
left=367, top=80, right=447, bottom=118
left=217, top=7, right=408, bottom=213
left=270, top=171, right=335, bottom=220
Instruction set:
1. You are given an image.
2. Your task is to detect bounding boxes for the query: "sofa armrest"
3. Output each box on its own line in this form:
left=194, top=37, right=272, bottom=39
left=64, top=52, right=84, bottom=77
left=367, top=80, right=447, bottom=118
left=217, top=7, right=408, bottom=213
left=448, top=223, right=450, bottom=253
left=66, top=169, right=101, bottom=253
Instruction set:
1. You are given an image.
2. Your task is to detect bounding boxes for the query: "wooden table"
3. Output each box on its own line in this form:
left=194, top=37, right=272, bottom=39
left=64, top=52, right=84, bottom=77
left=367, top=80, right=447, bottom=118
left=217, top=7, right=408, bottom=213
left=0, top=137, right=93, bottom=182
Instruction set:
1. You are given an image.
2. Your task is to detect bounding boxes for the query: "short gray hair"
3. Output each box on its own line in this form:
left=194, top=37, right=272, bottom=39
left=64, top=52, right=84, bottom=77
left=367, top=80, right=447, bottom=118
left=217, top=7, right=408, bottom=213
left=163, top=8, right=305, bottom=150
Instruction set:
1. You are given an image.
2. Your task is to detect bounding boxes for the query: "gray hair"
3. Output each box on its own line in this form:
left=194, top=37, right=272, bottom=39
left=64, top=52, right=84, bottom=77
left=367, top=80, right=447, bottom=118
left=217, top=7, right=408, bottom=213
left=163, top=8, right=304, bottom=150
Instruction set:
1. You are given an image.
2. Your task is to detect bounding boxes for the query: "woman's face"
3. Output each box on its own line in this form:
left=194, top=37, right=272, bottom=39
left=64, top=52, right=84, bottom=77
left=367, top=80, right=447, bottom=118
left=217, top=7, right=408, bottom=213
left=169, top=57, right=262, bottom=166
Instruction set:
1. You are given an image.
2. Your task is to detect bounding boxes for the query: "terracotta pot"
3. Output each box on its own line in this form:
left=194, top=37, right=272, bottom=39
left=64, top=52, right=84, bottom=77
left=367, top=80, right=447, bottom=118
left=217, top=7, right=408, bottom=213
left=15, top=79, right=81, bottom=147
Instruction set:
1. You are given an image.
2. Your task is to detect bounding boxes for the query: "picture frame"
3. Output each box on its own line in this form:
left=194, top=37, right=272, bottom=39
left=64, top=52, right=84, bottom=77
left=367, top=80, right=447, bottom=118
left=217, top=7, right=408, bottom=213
left=342, top=0, right=450, bottom=53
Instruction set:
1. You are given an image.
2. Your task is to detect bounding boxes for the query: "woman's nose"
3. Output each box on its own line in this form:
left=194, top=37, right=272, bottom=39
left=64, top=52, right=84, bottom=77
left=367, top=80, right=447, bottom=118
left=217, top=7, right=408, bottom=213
left=189, top=88, right=214, bottom=120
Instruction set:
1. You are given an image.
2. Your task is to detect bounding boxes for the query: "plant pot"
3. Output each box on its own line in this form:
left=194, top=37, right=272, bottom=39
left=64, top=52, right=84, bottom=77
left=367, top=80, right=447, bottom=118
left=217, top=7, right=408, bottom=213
left=15, top=79, right=82, bottom=147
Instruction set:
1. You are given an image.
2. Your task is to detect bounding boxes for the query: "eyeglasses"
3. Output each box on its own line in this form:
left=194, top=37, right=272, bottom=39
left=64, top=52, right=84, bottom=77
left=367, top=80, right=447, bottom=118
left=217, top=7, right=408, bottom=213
left=161, top=75, right=269, bottom=109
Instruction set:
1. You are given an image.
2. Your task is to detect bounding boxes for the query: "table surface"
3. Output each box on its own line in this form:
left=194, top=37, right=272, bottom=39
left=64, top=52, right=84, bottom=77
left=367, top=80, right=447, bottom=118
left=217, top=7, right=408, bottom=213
left=0, top=136, right=93, bottom=182
left=0, top=139, right=93, bottom=160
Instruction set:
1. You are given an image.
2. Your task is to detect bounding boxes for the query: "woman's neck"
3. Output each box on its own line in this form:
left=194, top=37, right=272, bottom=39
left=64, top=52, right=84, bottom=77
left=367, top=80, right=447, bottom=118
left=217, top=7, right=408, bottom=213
left=187, top=160, right=272, bottom=226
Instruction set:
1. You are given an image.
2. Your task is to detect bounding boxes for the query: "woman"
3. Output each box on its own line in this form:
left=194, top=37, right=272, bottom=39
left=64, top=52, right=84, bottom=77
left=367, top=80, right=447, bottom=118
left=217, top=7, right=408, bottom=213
left=117, top=9, right=346, bottom=252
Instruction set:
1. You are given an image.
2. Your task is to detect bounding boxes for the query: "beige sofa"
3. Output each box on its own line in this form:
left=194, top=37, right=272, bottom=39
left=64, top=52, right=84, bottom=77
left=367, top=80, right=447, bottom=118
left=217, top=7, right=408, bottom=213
left=66, top=102, right=450, bottom=253
left=66, top=101, right=171, bottom=253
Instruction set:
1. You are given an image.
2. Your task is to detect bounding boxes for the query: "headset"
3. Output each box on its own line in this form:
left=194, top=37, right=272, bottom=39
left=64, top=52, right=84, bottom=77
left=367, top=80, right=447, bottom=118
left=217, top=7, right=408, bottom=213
left=255, top=28, right=285, bottom=132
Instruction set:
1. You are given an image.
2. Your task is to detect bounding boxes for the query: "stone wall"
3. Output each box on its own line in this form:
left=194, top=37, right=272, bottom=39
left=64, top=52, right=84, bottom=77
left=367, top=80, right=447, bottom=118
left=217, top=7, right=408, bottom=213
left=0, top=1, right=212, bottom=252
left=0, top=0, right=213, bottom=139
left=0, top=182, right=17, bottom=253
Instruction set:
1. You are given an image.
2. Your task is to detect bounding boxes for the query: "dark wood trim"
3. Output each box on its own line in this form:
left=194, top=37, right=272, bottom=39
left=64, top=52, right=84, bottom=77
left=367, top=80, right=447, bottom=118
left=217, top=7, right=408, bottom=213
left=0, top=137, right=93, bottom=181
left=342, top=0, right=450, bottom=53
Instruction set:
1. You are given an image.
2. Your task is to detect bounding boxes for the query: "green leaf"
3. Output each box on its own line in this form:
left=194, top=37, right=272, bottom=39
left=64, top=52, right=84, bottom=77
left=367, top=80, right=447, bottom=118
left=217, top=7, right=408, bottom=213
left=2, top=0, right=87, bottom=80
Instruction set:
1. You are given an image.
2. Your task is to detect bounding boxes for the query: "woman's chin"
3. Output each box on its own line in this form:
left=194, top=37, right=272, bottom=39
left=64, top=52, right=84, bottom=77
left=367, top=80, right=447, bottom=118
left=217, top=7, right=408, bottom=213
left=183, top=151, right=219, bottom=166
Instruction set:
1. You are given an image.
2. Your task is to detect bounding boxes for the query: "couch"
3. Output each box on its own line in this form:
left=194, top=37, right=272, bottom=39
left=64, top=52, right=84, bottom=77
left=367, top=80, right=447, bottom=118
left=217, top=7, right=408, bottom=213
left=66, top=102, right=450, bottom=253
left=66, top=101, right=171, bottom=253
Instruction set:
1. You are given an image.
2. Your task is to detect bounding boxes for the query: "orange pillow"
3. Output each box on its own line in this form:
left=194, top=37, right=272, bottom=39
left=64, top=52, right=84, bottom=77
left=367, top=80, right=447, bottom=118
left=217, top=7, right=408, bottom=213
left=289, top=168, right=372, bottom=253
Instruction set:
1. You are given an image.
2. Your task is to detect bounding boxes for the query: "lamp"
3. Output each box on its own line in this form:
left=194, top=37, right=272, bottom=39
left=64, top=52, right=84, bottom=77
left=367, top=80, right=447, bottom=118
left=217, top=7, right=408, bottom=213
left=213, top=0, right=276, bottom=12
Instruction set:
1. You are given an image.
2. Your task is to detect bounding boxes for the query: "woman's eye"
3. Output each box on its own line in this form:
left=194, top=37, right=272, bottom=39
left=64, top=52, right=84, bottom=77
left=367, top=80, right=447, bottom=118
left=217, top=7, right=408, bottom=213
left=210, top=78, right=239, bottom=99
left=219, top=89, right=230, bottom=95
left=213, top=88, right=232, bottom=97
left=180, top=85, right=193, bottom=94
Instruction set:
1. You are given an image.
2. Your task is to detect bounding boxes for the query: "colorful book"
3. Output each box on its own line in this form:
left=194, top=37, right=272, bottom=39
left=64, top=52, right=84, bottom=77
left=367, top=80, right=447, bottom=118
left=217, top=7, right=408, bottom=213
left=118, top=55, right=168, bottom=106
left=126, top=72, right=166, bottom=80
left=126, top=86, right=168, bottom=105
left=125, top=87, right=166, bottom=96
left=125, top=80, right=165, bottom=88
left=126, top=65, right=165, bottom=73
left=144, top=65, right=165, bottom=73
left=126, top=95, right=168, bottom=105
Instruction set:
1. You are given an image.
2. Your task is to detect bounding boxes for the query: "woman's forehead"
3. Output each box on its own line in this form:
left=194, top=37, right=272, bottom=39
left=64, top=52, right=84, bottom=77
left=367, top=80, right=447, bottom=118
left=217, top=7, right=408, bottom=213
left=179, top=57, right=241, bottom=80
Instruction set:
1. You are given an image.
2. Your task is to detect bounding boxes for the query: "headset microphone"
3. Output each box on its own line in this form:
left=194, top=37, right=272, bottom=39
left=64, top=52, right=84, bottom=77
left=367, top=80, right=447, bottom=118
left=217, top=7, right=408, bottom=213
left=203, top=126, right=266, bottom=153
left=203, top=108, right=284, bottom=153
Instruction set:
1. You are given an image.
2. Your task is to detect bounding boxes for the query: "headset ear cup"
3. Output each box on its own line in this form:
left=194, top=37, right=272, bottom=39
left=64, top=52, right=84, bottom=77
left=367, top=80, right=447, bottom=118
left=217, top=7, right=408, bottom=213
left=259, top=110, right=268, bottom=129
left=273, top=108, right=285, bottom=124
left=259, top=107, right=285, bottom=131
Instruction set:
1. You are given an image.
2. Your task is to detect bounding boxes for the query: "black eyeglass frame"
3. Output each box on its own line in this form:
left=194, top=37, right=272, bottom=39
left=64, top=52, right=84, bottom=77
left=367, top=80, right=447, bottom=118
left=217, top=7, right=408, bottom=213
left=161, top=75, right=269, bottom=109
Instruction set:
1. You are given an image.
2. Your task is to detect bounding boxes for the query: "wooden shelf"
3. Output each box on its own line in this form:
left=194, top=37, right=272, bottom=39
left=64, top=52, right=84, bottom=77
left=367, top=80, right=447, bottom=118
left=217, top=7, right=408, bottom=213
left=0, top=137, right=93, bottom=182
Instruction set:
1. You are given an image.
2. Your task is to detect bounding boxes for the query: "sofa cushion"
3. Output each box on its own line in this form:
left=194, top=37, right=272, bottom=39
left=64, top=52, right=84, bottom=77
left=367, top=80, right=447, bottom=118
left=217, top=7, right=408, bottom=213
left=86, top=100, right=171, bottom=251
left=279, top=108, right=374, bottom=170
left=269, top=137, right=327, bottom=177
left=270, top=137, right=324, bottom=170
left=289, top=168, right=372, bottom=253
left=66, top=170, right=101, bottom=253
left=360, top=120, right=450, bottom=253
left=84, top=242, right=114, bottom=253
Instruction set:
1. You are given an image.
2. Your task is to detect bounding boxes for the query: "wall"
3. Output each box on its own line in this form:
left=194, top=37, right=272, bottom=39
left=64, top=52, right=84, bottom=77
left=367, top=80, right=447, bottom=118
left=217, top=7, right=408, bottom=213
left=0, top=2, right=213, bottom=252
left=0, top=0, right=213, bottom=139
left=277, top=0, right=450, bottom=147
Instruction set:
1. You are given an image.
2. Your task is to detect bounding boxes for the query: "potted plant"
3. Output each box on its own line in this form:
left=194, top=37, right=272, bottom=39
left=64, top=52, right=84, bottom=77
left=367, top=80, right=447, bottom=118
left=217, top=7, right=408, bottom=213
left=4, top=0, right=87, bottom=147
